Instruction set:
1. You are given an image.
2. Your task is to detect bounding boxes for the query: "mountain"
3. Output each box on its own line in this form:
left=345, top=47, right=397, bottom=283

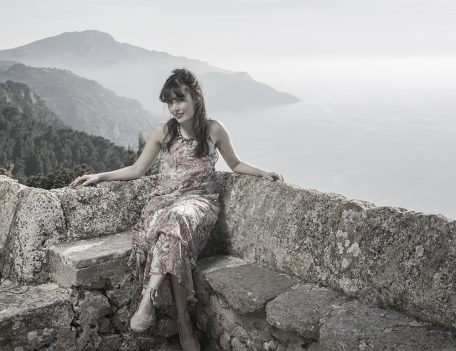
left=0, top=62, right=160, bottom=149
left=0, top=30, right=300, bottom=114
left=0, top=80, right=67, bottom=128
left=0, top=81, right=132, bottom=184
left=202, top=71, right=299, bottom=111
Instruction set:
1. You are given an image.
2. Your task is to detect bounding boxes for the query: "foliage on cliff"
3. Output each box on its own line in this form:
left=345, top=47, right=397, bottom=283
left=0, top=79, right=160, bottom=189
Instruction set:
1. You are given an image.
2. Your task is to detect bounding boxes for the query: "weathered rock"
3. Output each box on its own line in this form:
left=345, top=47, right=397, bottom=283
left=1, top=185, right=66, bottom=284
left=48, top=230, right=135, bottom=288
left=266, top=284, right=347, bottom=340
left=3, top=170, right=456, bottom=350
left=213, top=172, right=456, bottom=330
left=51, top=176, right=156, bottom=240
left=73, top=290, right=111, bottom=350
left=195, top=255, right=253, bottom=307
left=319, top=300, right=456, bottom=350
left=220, top=331, right=231, bottom=351
left=0, top=175, right=27, bottom=249
left=0, top=282, right=76, bottom=350
left=231, top=336, right=250, bottom=351
left=205, top=262, right=299, bottom=316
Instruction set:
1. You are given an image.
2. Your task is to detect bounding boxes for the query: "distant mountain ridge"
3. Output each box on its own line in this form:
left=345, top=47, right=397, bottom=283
left=0, top=30, right=299, bottom=114
left=0, top=62, right=159, bottom=149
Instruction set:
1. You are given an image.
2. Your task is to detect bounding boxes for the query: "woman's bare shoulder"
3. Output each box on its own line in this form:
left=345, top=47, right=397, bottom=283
left=207, top=119, right=221, bottom=145
left=155, top=122, right=168, bottom=143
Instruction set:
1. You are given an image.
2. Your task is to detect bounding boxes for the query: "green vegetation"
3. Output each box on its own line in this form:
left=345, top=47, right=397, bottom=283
left=0, top=104, right=159, bottom=189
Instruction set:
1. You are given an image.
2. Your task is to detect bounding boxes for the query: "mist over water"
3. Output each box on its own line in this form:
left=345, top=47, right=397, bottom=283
left=182, top=58, right=456, bottom=220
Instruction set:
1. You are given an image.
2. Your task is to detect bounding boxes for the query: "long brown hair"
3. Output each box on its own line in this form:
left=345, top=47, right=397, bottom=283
left=159, top=68, right=211, bottom=157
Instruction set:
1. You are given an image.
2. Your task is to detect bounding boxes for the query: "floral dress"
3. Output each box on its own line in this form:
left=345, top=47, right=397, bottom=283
left=126, top=131, right=220, bottom=307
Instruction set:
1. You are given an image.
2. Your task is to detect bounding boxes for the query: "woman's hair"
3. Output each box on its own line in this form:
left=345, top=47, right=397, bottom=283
left=159, top=68, right=211, bottom=157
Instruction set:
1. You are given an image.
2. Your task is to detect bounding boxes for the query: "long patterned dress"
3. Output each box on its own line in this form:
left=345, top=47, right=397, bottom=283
left=126, top=130, right=220, bottom=307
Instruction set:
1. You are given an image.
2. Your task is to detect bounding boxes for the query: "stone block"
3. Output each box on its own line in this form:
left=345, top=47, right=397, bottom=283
left=0, top=175, right=27, bottom=249
left=204, top=261, right=299, bottom=316
left=2, top=186, right=66, bottom=284
left=48, top=230, right=134, bottom=288
left=266, top=283, right=347, bottom=340
left=319, top=300, right=456, bottom=350
left=0, top=282, right=76, bottom=350
left=194, top=255, right=252, bottom=306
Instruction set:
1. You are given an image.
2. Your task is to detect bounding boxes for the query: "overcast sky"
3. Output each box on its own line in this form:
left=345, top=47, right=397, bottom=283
left=1, top=0, right=455, bottom=95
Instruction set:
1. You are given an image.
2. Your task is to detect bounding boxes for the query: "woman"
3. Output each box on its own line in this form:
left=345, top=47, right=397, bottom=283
left=70, top=68, right=284, bottom=350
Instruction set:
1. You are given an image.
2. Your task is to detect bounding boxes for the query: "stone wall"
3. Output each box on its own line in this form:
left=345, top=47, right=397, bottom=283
left=209, top=172, right=456, bottom=332
left=1, top=171, right=456, bottom=333
left=0, top=175, right=155, bottom=283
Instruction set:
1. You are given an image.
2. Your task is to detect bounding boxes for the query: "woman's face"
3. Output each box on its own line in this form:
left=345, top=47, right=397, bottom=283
left=167, top=88, right=195, bottom=124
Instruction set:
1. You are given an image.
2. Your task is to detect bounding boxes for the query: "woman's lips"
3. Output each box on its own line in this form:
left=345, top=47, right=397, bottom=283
left=175, top=113, right=183, bottom=118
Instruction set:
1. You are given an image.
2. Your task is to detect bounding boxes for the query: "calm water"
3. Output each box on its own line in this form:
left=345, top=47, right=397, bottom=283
left=211, top=97, right=456, bottom=220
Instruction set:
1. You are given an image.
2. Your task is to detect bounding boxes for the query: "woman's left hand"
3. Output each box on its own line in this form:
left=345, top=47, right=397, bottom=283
left=261, top=170, right=284, bottom=183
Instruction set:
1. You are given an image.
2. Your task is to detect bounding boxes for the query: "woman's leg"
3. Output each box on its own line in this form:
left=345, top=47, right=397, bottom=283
left=170, top=273, right=199, bottom=349
left=135, top=272, right=166, bottom=315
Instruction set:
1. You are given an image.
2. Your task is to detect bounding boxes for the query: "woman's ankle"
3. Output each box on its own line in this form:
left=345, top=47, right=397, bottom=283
left=176, top=311, right=191, bottom=323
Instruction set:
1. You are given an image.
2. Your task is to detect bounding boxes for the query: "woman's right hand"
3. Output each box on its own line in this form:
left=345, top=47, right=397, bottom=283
left=70, top=174, right=100, bottom=188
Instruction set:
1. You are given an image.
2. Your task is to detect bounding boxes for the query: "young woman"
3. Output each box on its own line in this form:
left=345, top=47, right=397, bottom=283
left=70, top=68, right=284, bottom=350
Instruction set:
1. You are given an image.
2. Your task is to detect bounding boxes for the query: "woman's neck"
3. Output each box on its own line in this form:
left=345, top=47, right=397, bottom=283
left=178, top=121, right=195, bottom=138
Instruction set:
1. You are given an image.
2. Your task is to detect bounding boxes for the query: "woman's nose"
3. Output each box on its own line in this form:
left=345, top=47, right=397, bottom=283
left=171, top=102, right=179, bottom=112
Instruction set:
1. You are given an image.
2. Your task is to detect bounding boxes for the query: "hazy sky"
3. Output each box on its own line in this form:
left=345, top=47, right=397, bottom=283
left=1, top=0, right=455, bottom=99
left=1, top=0, right=455, bottom=73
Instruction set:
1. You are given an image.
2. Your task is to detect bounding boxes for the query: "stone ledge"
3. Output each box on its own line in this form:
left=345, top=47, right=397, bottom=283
left=49, top=230, right=135, bottom=289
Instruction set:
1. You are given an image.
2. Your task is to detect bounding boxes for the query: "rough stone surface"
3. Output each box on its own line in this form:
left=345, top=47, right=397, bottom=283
left=49, top=230, right=135, bottom=288
left=0, top=175, right=27, bottom=249
left=1, top=185, right=67, bottom=284
left=195, top=255, right=456, bottom=351
left=51, top=176, right=156, bottom=240
left=0, top=282, right=76, bottom=350
left=266, top=283, right=347, bottom=340
left=319, top=300, right=456, bottom=350
left=194, top=255, right=253, bottom=308
left=205, top=262, right=299, bottom=316
left=3, top=170, right=456, bottom=348
left=213, top=172, right=456, bottom=330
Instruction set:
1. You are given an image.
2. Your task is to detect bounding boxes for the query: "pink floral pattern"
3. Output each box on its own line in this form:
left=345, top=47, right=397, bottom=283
left=127, top=133, right=220, bottom=306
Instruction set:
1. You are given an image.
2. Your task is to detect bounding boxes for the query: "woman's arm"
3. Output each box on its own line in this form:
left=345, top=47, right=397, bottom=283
left=101, top=123, right=164, bottom=181
left=70, top=123, right=164, bottom=187
left=212, top=120, right=284, bottom=182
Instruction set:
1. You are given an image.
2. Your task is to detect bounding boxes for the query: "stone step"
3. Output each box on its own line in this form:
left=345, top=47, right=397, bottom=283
left=0, top=281, right=76, bottom=350
left=200, top=257, right=299, bottom=316
left=195, top=255, right=456, bottom=351
left=48, top=230, right=135, bottom=289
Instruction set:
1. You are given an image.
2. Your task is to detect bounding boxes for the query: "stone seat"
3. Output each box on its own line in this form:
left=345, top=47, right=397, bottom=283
left=48, top=230, right=176, bottom=306
left=194, top=255, right=456, bottom=351
left=48, top=230, right=135, bottom=289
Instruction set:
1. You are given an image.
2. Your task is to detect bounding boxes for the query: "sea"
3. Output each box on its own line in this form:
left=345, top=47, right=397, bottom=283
left=203, top=58, right=456, bottom=220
